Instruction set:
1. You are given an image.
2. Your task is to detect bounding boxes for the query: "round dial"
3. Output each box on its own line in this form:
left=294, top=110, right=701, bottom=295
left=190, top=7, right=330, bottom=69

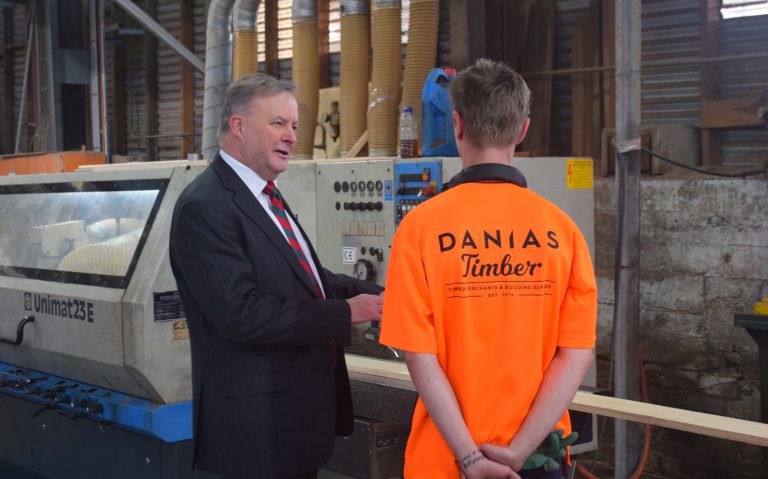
left=353, top=259, right=376, bottom=282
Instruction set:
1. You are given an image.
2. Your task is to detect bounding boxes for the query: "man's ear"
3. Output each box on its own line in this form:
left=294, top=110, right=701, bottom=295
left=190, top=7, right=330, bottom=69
left=516, top=118, right=531, bottom=145
left=229, top=115, right=246, bottom=140
left=452, top=110, right=464, bottom=141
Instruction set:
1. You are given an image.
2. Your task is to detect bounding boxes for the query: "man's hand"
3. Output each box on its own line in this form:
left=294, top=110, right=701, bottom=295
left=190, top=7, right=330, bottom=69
left=346, top=294, right=383, bottom=324
left=460, top=456, right=520, bottom=479
left=479, top=444, right=525, bottom=472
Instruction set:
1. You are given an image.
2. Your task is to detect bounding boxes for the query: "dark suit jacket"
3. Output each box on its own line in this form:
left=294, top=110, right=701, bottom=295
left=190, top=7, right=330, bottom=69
left=169, top=156, right=381, bottom=478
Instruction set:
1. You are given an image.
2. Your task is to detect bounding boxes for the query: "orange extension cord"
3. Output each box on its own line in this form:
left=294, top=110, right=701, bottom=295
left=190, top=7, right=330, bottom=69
left=576, top=345, right=651, bottom=479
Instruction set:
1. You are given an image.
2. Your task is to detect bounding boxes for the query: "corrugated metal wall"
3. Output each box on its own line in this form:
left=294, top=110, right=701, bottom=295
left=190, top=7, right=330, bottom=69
left=718, top=14, right=768, bottom=165
left=550, top=0, right=766, bottom=164
left=3, top=1, right=765, bottom=163
left=641, top=0, right=701, bottom=125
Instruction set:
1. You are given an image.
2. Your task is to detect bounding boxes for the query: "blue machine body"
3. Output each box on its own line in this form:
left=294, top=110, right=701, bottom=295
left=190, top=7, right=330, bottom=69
left=422, top=68, right=458, bottom=157
left=0, top=362, right=191, bottom=443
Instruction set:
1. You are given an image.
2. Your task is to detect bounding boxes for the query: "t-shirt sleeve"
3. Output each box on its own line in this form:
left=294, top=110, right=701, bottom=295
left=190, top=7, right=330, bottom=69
left=379, top=217, right=437, bottom=353
left=557, top=228, right=598, bottom=348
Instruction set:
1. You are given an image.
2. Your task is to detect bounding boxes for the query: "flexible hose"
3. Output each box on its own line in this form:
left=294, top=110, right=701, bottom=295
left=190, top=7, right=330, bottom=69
left=368, top=2, right=401, bottom=156
left=401, top=0, right=438, bottom=155
left=339, top=2, right=370, bottom=156
left=292, top=19, right=319, bottom=158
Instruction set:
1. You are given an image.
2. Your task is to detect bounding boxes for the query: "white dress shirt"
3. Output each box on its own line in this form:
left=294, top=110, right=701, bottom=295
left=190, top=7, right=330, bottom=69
left=219, top=150, right=325, bottom=297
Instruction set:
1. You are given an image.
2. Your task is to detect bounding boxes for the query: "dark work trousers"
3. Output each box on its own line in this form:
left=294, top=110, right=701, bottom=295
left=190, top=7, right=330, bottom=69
left=519, top=462, right=565, bottom=479
left=284, top=470, right=318, bottom=479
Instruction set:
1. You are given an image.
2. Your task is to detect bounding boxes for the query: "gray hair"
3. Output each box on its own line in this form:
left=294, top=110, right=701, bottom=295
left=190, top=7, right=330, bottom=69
left=218, top=73, right=295, bottom=137
left=448, top=58, right=531, bottom=149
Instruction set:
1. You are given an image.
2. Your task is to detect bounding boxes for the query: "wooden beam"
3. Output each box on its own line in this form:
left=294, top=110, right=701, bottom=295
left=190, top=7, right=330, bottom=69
left=265, top=0, right=279, bottom=77
left=506, top=1, right=531, bottom=72
left=700, top=99, right=764, bottom=129
left=2, top=8, right=15, bottom=153
left=601, top=0, right=615, bottom=133
left=700, top=0, right=720, bottom=165
left=571, top=4, right=601, bottom=159
left=520, top=0, right=555, bottom=155
left=317, top=0, right=330, bottom=88
left=144, top=0, right=158, bottom=161
left=110, top=40, right=127, bottom=155
left=345, top=354, right=768, bottom=448
left=180, top=0, right=195, bottom=158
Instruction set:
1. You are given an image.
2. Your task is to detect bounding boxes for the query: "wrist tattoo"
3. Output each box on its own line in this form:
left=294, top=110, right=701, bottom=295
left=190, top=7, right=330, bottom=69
left=456, top=450, right=485, bottom=471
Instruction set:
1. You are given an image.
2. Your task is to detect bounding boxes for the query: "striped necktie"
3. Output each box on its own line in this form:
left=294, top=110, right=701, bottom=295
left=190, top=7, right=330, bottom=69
left=263, top=181, right=324, bottom=298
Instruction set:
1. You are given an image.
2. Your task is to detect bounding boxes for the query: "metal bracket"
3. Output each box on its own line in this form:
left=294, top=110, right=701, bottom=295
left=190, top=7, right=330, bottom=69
left=0, top=315, right=35, bottom=346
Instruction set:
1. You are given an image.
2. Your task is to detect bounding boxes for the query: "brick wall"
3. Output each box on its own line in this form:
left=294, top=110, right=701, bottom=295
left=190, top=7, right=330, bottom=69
left=584, top=174, right=768, bottom=478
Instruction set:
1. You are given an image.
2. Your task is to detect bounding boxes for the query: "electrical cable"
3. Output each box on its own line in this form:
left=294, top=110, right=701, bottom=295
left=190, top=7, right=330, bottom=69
left=640, top=147, right=768, bottom=178
left=628, top=345, right=651, bottom=479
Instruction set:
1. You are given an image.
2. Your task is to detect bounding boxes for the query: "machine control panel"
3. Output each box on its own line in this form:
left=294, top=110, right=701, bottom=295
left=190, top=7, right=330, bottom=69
left=394, top=160, right=442, bottom=225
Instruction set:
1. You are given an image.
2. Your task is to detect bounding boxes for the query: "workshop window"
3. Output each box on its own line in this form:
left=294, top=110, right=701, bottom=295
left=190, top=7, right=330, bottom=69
left=720, top=0, right=768, bottom=19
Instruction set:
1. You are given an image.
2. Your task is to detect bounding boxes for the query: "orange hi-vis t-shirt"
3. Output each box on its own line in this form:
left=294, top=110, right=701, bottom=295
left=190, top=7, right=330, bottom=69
left=380, top=179, right=597, bottom=479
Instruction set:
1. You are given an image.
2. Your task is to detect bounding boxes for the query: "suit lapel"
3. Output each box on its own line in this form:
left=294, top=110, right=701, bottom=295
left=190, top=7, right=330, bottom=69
left=212, top=156, right=321, bottom=297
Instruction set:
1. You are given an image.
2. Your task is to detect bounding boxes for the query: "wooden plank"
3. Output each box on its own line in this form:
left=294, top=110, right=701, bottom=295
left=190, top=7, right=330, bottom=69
left=265, top=0, right=279, bottom=77
left=180, top=0, right=195, bottom=158
left=343, top=130, right=368, bottom=158
left=700, top=0, right=720, bottom=165
left=570, top=392, right=768, bottom=448
left=571, top=6, right=601, bottom=159
left=76, top=159, right=210, bottom=172
left=699, top=99, right=764, bottom=128
left=602, top=0, right=615, bottom=133
left=520, top=0, right=555, bottom=155
left=345, top=354, right=768, bottom=448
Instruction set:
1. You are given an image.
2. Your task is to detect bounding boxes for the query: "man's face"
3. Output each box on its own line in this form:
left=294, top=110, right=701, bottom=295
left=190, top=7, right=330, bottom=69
left=234, top=91, right=298, bottom=181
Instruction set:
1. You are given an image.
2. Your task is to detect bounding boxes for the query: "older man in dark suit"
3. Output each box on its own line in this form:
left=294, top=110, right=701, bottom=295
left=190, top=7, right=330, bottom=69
left=169, top=73, right=383, bottom=479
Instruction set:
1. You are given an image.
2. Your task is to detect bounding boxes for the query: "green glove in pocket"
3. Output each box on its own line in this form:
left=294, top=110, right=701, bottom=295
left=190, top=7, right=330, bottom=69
left=521, top=429, right=579, bottom=472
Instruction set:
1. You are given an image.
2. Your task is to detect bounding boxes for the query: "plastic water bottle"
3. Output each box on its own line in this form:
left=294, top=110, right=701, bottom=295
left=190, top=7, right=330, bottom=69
left=399, top=106, right=418, bottom=158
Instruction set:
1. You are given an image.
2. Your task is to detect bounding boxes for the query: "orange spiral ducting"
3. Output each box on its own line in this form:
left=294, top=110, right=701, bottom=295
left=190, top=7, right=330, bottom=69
left=401, top=0, right=438, bottom=155
left=231, top=0, right=260, bottom=80
left=292, top=19, right=319, bottom=159
left=232, top=29, right=258, bottom=80
left=340, top=1, right=370, bottom=156
left=369, top=2, right=401, bottom=157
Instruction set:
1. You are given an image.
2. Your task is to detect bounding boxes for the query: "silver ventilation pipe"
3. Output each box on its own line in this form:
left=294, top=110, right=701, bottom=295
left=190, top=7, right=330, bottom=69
left=202, top=0, right=235, bottom=160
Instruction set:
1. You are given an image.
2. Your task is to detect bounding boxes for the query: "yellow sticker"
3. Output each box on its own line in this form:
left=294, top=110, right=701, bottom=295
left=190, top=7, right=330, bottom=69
left=172, top=320, right=190, bottom=341
left=566, top=159, right=593, bottom=189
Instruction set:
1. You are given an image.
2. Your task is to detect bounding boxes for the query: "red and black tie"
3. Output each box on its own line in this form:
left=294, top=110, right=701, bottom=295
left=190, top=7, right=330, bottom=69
left=263, top=181, right=324, bottom=298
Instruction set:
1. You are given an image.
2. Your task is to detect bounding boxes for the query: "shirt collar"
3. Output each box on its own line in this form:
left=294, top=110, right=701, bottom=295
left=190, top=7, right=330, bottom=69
left=219, top=149, right=269, bottom=197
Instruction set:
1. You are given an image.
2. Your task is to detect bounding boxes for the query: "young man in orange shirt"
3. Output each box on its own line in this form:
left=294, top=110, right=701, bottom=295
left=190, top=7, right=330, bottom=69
left=380, top=59, right=597, bottom=479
